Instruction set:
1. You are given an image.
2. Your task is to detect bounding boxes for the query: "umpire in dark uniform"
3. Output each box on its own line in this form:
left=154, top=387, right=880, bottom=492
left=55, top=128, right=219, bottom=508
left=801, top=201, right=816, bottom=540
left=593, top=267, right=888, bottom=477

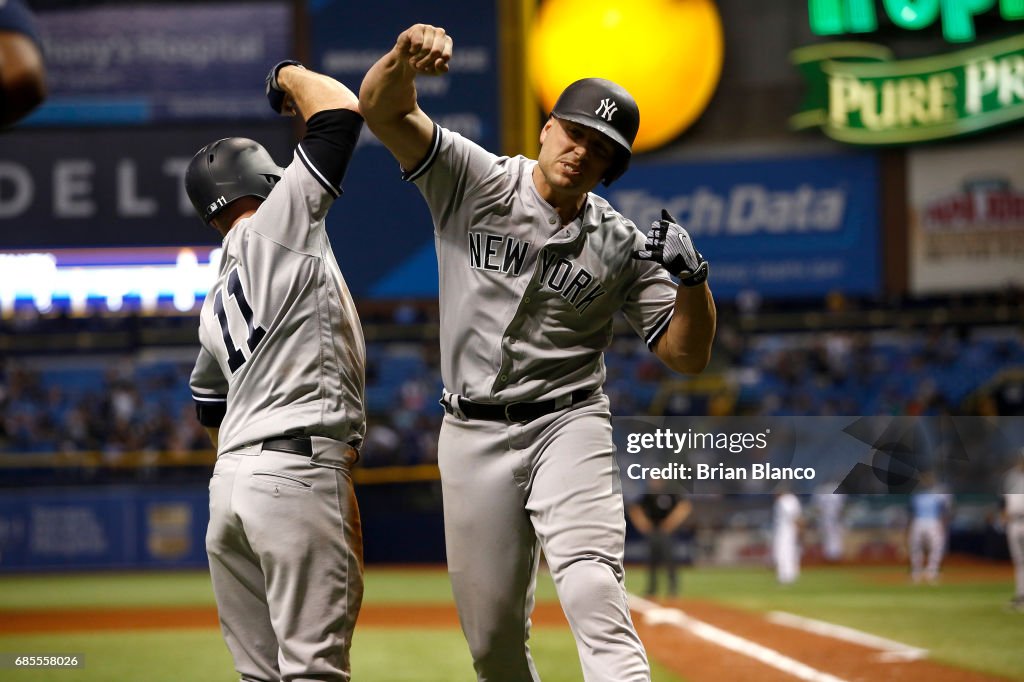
left=628, top=478, right=693, bottom=597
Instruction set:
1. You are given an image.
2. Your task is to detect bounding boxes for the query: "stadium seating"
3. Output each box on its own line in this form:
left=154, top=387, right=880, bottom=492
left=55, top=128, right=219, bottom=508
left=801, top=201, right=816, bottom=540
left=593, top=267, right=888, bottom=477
left=1, top=322, right=1021, bottom=468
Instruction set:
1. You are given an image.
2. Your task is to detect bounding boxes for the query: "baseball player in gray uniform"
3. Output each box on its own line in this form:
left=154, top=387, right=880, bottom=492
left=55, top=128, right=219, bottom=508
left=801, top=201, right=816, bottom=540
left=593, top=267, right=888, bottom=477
left=187, top=62, right=366, bottom=682
left=360, top=24, right=717, bottom=682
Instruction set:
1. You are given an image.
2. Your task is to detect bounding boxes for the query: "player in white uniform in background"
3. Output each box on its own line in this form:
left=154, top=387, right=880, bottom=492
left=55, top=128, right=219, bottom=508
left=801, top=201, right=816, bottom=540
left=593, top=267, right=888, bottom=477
left=187, top=62, right=366, bottom=682
left=1004, top=448, right=1024, bottom=611
left=360, top=23, right=716, bottom=682
left=908, top=472, right=954, bottom=585
left=773, top=490, right=803, bottom=585
left=812, top=484, right=845, bottom=562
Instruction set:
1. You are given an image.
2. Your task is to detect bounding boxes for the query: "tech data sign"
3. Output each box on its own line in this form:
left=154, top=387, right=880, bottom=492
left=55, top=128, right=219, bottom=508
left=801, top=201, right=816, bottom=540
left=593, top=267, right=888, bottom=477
left=792, top=0, right=1024, bottom=144
left=608, top=153, right=880, bottom=299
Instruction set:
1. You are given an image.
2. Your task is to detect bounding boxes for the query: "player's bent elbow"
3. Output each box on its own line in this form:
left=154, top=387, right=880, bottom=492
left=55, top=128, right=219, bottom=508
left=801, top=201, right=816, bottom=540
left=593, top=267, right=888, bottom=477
left=660, top=347, right=711, bottom=375
left=359, top=103, right=410, bottom=139
left=677, top=354, right=712, bottom=375
left=356, top=90, right=387, bottom=125
left=357, top=104, right=394, bottom=143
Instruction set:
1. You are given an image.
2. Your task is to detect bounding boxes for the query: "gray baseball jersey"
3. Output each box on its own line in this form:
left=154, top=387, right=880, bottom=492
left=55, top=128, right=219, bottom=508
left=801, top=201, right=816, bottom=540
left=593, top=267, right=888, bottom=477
left=406, top=124, right=678, bottom=402
left=404, top=124, right=680, bottom=681
left=190, top=150, right=366, bottom=454
left=192, top=108, right=367, bottom=682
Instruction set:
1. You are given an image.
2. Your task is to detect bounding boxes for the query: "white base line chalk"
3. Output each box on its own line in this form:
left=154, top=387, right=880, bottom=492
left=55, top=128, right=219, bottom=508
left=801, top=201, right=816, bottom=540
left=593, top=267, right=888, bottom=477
left=628, top=594, right=851, bottom=682
left=766, top=611, right=928, bottom=662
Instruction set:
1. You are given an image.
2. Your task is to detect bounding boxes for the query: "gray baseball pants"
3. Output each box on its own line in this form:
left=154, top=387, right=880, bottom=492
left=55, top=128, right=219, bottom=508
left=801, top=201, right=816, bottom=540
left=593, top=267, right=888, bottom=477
left=438, top=392, right=650, bottom=682
left=909, top=517, right=945, bottom=581
left=1009, top=517, right=1024, bottom=599
left=206, top=439, right=363, bottom=682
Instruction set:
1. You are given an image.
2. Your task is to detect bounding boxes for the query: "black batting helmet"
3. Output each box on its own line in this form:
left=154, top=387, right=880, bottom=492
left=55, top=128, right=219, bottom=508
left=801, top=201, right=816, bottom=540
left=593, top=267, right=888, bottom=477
left=551, top=78, right=640, bottom=186
left=185, top=137, right=283, bottom=224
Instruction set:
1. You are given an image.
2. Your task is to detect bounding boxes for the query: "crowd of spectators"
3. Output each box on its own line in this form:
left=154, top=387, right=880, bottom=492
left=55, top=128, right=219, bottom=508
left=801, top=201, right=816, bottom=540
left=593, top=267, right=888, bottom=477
left=1, top=314, right=1022, bottom=479
left=0, top=360, right=208, bottom=479
left=730, top=325, right=1024, bottom=417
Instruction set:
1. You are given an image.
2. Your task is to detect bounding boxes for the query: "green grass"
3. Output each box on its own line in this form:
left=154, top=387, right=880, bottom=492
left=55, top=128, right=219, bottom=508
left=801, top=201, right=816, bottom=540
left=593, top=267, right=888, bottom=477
left=0, top=568, right=684, bottom=682
left=361, top=570, right=683, bottom=681
left=351, top=628, right=478, bottom=681
left=0, top=627, right=684, bottom=682
left=0, top=630, right=233, bottom=682
left=354, top=627, right=684, bottom=682
left=0, top=571, right=216, bottom=610
left=0, top=567, right=558, bottom=609
left=625, top=564, right=1024, bottom=680
left=353, top=628, right=608, bottom=682
left=0, top=629, right=548, bottom=682
left=362, top=566, right=456, bottom=604
left=363, top=565, right=562, bottom=604
left=12, top=564, right=1016, bottom=680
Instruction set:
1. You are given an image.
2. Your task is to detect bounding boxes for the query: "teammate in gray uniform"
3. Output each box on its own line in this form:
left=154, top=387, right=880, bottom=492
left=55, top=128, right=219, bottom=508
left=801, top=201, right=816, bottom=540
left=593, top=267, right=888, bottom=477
left=361, top=24, right=717, bottom=682
left=187, top=62, right=366, bottom=682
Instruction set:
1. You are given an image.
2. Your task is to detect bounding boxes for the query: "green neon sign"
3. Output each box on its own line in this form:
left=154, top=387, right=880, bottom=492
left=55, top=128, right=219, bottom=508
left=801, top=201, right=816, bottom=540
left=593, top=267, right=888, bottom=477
left=791, top=34, right=1024, bottom=143
left=809, top=0, right=1024, bottom=43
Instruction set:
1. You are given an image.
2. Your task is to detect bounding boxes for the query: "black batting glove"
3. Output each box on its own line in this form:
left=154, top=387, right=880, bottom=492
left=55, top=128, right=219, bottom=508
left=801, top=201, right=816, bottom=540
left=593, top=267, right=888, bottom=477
left=633, top=209, right=709, bottom=287
left=265, top=59, right=304, bottom=114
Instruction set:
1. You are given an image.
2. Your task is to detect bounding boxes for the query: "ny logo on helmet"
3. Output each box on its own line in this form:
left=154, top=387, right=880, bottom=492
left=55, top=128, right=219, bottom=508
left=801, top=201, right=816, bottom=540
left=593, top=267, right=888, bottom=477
left=595, top=98, right=617, bottom=121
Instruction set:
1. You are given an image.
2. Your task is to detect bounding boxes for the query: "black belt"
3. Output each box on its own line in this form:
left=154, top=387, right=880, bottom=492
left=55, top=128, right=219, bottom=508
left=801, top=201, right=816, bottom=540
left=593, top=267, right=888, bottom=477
left=262, top=436, right=312, bottom=456
left=442, top=389, right=595, bottom=424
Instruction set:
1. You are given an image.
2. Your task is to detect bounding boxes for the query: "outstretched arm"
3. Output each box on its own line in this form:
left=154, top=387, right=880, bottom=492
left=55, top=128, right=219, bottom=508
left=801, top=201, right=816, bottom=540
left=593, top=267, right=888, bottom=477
left=359, top=24, right=452, bottom=171
left=264, top=62, right=364, bottom=217
left=273, top=64, right=359, bottom=122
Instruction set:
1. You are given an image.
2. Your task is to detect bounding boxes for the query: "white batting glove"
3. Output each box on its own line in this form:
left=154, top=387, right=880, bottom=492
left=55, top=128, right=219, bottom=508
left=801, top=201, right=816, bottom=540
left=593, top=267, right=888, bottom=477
left=633, top=209, right=709, bottom=287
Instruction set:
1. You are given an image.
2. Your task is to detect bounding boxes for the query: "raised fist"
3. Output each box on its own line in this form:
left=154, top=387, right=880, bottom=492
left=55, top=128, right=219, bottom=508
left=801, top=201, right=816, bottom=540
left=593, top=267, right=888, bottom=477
left=633, top=209, right=709, bottom=287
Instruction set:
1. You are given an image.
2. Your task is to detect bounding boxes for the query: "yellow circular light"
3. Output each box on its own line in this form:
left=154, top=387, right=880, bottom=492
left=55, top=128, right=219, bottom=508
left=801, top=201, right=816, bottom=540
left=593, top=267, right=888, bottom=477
left=528, top=0, right=724, bottom=152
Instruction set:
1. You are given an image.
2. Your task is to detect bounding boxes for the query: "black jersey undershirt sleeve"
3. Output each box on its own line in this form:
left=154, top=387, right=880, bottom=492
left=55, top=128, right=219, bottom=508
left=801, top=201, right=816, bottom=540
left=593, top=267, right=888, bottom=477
left=295, top=108, right=364, bottom=198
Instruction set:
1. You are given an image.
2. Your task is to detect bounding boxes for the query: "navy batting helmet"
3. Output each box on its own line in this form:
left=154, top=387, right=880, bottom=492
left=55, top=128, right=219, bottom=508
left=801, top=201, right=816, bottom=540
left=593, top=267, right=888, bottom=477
left=551, top=78, right=640, bottom=186
left=185, top=138, right=283, bottom=224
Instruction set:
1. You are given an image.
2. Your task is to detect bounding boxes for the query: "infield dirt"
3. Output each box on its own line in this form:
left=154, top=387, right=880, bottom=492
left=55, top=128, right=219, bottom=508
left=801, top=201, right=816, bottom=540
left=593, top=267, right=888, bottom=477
left=1, top=599, right=1011, bottom=681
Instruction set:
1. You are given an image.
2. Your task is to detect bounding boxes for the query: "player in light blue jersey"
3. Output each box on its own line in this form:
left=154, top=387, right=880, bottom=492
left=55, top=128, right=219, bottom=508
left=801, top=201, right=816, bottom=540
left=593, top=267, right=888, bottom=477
left=908, top=473, right=954, bottom=584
